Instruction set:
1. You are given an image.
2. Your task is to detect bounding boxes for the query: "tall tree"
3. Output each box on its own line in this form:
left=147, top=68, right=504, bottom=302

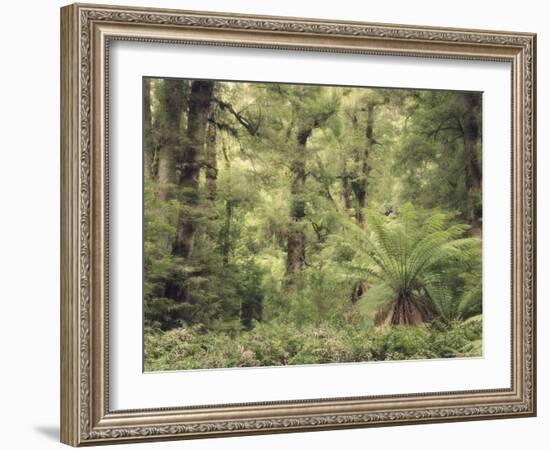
left=350, top=102, right=377, bottom=225
left=205, top=105, right=218, bottom=201
left=143, top=78, right=154, bottom=180
left=173, top=80, right=215, bottom=260
left=462, top=92, right=482, bottom=236
left=285, top=119, right=312, bottom=281
left=283, top=87, right=337, bottom=285
left=340, top=91, right=389, bottom=302
left=395, top=90, right=482, bottom=235
left=157, top=79, right=185, bottom=201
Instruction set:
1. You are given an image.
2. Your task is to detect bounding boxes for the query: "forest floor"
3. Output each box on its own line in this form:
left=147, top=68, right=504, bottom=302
left=144, top=316, right=482, bottom=372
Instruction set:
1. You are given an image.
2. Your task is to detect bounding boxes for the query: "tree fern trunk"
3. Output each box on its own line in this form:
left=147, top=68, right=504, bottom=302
left=384, top=294, right=435, bottom=326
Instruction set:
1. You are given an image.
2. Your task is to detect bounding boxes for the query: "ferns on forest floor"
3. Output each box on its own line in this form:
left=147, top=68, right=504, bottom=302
left=144, top=316, right=482, bottom=371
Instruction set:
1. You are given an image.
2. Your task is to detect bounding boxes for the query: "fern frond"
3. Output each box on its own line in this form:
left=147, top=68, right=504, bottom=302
left=353, top=206, right=482, bottom=324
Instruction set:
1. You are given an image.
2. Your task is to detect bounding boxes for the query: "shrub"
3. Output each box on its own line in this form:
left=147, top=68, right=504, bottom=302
left=144, top=318, right=482, bottom=371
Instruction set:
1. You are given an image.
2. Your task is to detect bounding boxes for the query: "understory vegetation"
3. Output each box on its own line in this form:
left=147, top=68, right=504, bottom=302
left=143, top=78, right=483, bottom=370
left=144, top=316, right=482, bottom=371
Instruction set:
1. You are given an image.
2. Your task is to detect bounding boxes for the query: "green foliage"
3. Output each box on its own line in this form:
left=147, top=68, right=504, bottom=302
left=348, top=204, right=482, bottom=324
left=393, top=90, right=482, bottom=225
left=144, top=176, right=269, bottom=330
left=143, top=78, right=484, bottom=370
left=144, top=318, right=483, bottom=371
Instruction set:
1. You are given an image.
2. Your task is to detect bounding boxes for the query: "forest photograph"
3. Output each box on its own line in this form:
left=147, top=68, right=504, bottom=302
left=142, top=77, right=483, bottom=372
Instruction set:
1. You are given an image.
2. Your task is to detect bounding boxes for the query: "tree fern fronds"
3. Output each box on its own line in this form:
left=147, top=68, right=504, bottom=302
left=351, top=206, right=482, bottom=326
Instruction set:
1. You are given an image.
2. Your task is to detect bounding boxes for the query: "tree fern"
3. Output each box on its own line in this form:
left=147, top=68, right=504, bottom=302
left=352, top=204, right=481, bottom=325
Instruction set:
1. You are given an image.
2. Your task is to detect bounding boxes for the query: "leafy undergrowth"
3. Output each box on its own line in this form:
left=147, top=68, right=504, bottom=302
left=144, top=316, right=482, bottom=371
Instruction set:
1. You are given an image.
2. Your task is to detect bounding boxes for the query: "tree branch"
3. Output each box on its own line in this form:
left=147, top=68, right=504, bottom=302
left=215, top=97, right=261, bottom=136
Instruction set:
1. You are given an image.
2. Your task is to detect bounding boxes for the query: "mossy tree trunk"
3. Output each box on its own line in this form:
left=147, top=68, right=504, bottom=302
left=143, top=78, right=154, bottom=180
left=205, top=106, right=218, bottom=202
left=173, top=80, right=215, bottom=260
left=157, top=79, right=186, bottom=202
left=285, top=123, right=313, bottom=285
left=463, top=93, right=482, bottom=237
left=349, top=103, right=377, bottom=303
left=350, top=102, right=376, bottom=226
left=167, top=80, right=214, bottom=309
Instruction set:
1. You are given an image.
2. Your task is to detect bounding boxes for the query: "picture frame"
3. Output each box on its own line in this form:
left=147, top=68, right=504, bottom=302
left=60, top=2, right=536, bottom=446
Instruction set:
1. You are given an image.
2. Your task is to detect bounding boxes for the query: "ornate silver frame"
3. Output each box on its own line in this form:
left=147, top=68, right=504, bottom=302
left=60, top=3, right=536, bottom=446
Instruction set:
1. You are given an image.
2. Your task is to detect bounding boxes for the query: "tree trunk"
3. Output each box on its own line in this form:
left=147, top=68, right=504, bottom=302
left=352, top=174, right=366, bottom=224
left=173, top=80, right=215, bottom=260
left=285, top=124, right=312, bottom=284
left=381, top=294, right=436, bottom=326
left=349, top=104, right=375, bottom=301
left=341, top=172, right=352, bottom=210
left=143, top=78, right=154, bottom=180
left=205, top=107, right=218, bottom=201
left=240, top=294, right=263, bottom=330
left=157, top=79, right=185, bottom=201
left=350, top=103, right=375, bottom=225
left=221, top=200, right=233, bottom=266
left=463, top=93, right=482, bottom=237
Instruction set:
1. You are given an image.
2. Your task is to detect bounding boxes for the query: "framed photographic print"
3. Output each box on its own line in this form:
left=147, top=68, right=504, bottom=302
left=60, top=3, right=537, bottom=446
